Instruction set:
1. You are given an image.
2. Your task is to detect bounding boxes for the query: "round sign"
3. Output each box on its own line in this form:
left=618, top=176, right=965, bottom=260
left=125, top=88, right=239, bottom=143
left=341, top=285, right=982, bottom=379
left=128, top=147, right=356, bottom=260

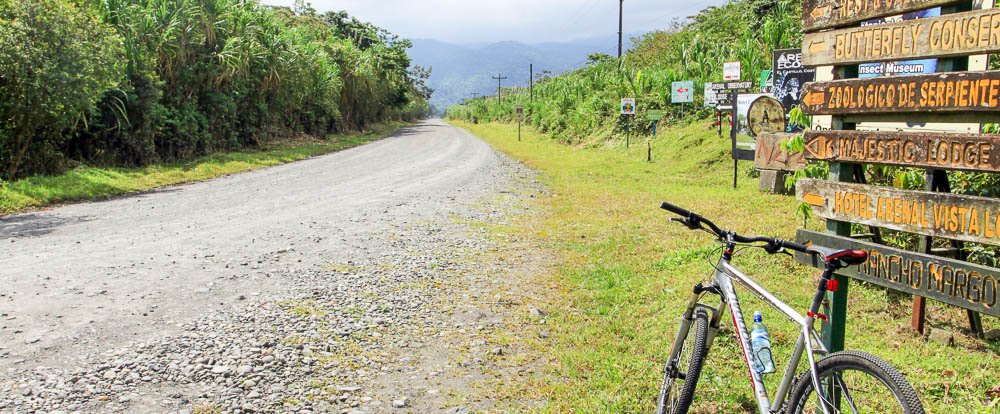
left=747, top=96, right=786, bottom=137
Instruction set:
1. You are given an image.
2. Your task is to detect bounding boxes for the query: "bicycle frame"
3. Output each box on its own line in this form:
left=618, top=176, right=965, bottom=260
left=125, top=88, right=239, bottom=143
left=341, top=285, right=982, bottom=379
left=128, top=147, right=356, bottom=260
left=669, top=249, right=835, bottom=414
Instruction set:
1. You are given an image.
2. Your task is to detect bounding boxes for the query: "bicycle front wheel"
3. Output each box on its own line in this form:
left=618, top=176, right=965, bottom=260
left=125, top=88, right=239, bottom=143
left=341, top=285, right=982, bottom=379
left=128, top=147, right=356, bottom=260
left=656, top=307, right=709, bottom=414
left=785, top=350, right=924, bottom=414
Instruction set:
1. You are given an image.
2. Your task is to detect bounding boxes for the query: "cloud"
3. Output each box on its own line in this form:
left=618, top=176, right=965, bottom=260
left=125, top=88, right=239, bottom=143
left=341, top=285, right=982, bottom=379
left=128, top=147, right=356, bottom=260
left=259, top=0, right=723, bottom=43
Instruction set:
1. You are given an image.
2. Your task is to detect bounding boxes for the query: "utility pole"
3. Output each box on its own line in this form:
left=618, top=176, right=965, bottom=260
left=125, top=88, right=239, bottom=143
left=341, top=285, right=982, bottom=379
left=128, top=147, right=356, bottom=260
left=492, top=73, right=507, bottom=105
left=529, top=64, right=534, bottom=102
left=617, top=0, right=624, bottom=60
left=470, top=92, right=480, bottom=100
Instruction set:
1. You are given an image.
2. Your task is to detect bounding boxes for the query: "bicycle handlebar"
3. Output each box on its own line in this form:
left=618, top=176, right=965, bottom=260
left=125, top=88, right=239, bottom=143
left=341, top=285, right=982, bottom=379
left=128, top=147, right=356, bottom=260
left=660, top=201, right=810, bottom=255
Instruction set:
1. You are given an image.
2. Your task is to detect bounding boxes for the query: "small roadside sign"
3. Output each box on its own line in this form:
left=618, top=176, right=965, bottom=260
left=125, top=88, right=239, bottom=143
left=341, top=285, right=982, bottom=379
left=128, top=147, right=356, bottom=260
left=758, top=70, right=773, bottom=92
left=646, top=110, right=665, bottom=121
left=621, top=98, right=636, bottom=115
left=671, top=81, right=694, bottom=103
left=724, top=61, right=741, bottom=81
left=516, top=106, right=524, bottom=120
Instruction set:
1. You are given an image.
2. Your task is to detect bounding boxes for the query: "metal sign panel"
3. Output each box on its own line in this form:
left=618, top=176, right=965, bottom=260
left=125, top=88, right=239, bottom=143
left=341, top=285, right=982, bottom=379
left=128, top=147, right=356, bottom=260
left=795, top=229, right=1000, bottom=317
left=803, top=130, right=1000, bottom=172
left=800, top=71, right=1000, bottom=115
left=705, top=82, right=721, bottom=107
left=858, top=7, right=941, bottom=78
left=759, top=70, right=774, bottom=93
left=646, top=110, right=665, bottom=121
left=706, top=81, right=755, bottom=108
left=797, top=179, right=1000, bottom=246
left=724, top=61, right=742, bottom=81
left=802, top=8, right=1000, bottom=66
left=802, top=0, right=959, bottom=32
left=772, top=49, right=817, bottom=126
left=621, top=98, right=636, bottom=115
left=672, top=81, right=694, bottom=103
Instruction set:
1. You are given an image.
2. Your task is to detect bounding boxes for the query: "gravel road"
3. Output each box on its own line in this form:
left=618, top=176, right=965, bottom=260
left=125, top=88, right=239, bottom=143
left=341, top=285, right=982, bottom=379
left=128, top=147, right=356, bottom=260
left=0, top=119, right=548, bottom=413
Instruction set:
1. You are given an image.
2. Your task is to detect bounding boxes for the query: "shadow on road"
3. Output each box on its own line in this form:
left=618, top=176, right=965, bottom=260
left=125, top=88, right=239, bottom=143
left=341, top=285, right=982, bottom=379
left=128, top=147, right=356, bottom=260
left=0, top=213, right=95, bottom=238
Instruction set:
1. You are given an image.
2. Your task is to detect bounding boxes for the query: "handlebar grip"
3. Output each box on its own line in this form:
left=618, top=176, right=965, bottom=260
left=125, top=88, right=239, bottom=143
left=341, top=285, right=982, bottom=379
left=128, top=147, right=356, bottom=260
left=660, top=201, right=693, bottom=218
left=782, top=240, right=810, bottom=253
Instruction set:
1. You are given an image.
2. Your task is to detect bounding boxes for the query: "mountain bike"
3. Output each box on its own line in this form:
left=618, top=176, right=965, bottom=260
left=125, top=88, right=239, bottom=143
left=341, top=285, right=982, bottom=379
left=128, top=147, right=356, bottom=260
left=655, top=201, right=924, bottom=414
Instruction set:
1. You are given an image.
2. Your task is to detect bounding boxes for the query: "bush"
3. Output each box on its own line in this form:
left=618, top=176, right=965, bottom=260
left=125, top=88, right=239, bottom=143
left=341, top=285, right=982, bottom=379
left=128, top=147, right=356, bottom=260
left=0, top=0, right=123, bottom=179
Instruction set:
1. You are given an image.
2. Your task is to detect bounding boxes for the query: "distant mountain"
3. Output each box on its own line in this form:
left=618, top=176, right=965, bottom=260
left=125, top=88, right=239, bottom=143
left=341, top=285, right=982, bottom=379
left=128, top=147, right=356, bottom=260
left=408, top=36, right=622, bottom=114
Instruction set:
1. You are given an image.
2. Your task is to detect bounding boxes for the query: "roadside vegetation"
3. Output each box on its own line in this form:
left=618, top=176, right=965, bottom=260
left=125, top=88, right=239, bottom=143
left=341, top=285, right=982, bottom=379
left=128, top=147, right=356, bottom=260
left=453, top=120, right=1000, bottom=413
left=448, top=0, right=1000, bottom=265
left=447, top=0, right=801, bottom=141
left=0, top=122, right=405, bottom=215
left=0, top=0, right=431, bottom=183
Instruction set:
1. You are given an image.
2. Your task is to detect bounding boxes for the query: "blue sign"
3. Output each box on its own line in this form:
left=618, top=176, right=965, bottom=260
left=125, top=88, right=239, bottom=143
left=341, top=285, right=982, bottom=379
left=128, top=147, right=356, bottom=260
left=858, top=7, right=940, bottom=78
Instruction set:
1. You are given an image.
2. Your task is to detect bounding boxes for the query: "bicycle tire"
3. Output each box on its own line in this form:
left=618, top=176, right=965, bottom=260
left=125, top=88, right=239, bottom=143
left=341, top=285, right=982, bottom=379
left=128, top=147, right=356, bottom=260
left=784, top=350, right=924, bottom=414
left=656, top=307, right=710, bottom=414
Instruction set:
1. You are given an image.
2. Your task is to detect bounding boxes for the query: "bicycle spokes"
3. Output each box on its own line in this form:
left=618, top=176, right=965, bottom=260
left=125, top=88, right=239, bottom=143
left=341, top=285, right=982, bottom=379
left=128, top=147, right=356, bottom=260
left=805, top=369, right=904, bottom=414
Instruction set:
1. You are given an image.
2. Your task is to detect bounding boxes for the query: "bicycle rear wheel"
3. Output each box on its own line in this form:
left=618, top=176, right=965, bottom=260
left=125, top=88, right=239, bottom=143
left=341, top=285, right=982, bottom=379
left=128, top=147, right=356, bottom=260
left=656, top=307, right=710, bottom=414
left=785, top=350, right=924, bottom=414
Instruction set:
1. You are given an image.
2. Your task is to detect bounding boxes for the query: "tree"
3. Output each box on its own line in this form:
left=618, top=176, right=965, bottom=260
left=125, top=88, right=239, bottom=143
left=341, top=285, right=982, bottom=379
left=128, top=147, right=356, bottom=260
left=0, top=0, right=122, bottom=179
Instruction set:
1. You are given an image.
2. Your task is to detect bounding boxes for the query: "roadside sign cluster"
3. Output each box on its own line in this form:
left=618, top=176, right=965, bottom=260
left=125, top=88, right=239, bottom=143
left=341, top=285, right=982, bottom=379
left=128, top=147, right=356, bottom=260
left=795, top=0, right=1000, bottom=329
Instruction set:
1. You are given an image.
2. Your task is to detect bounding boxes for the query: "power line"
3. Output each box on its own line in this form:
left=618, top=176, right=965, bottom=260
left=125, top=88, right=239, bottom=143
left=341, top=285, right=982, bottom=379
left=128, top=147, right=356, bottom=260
left=492, top=73, right=507, bottom=105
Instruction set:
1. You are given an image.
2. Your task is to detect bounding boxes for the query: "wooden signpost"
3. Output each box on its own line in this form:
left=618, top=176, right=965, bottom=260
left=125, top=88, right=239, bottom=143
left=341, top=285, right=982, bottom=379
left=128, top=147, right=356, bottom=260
left=803, top=130, right=1000, bottom=172
left=797, top=0, right=996, bottom=344
left=798, top=179, right=1000, bottom=246
left=802, top=0, right=959, bottom=32
left=800, top=71, right=1000, bottom=115
left=756, top=133, right=807, bottom=171
left=803, top=8, right=1000, bottom=66
left=796, top=229, right=1000, bottom=318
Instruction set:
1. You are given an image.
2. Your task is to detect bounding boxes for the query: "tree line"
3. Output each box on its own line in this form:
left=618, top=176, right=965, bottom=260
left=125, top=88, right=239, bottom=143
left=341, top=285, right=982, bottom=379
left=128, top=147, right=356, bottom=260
left=0, top=0, right=431, bottom=180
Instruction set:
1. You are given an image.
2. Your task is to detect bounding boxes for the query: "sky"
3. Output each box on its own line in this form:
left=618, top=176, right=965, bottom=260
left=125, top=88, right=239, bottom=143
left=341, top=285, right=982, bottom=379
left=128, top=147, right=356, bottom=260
left=260, top=0, right=725, bottom=44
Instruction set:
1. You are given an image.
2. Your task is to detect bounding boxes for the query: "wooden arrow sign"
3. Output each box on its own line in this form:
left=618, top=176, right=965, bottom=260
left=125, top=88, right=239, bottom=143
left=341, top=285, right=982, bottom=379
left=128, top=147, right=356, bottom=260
left=802, top=0, right=960, bottom=33
left=754, top=133, right=806, bottom=171
left=795, top=229, right=1000, bottom=317
left=800, top=71, right=1000, bottom=115
left=802, top=8, right=1000, bottom=66
left=797, top=179, right=1000, bottom=246
left=803, top=130, right=1000, bottom=173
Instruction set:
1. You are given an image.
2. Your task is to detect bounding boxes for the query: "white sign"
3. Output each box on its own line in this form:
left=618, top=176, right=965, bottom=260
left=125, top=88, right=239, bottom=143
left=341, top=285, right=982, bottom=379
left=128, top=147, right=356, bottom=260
left=671, top=81, right=694, bottom=104
left=704, top=82, right=718, bottom=107
left=620, top=98, right=636, bottom=115
left=723, top=61, right=741, bottom=81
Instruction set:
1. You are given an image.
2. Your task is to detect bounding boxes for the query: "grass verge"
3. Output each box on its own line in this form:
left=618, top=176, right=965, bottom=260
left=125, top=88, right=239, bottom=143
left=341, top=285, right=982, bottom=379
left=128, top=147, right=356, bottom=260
left=0, top=122, right=407, bottom=215
left=451, top=119, right=1000, bottom=413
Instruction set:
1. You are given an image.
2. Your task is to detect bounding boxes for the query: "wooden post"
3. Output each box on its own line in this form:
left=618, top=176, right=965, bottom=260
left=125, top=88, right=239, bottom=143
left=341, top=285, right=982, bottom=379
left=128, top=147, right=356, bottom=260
left=647, top=140, right=651, bottom=162
left=912, top=169, right=986, bottom=337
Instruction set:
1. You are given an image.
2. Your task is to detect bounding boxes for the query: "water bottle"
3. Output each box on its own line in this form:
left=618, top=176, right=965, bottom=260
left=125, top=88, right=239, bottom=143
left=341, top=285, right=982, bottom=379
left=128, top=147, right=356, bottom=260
left=750, top=311, right=776, bottom=374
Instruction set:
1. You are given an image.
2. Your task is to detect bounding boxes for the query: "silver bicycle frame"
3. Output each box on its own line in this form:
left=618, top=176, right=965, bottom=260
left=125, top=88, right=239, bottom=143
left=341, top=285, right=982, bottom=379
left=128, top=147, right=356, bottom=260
left=706, top=257, right=832, bottom=414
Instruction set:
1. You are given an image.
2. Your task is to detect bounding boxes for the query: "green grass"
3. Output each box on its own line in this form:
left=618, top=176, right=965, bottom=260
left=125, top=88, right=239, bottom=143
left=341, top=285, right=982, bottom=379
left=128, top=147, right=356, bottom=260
left=0, top=122, right=407, bottom=215
left=451, top=119, right=1000, bottom=413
